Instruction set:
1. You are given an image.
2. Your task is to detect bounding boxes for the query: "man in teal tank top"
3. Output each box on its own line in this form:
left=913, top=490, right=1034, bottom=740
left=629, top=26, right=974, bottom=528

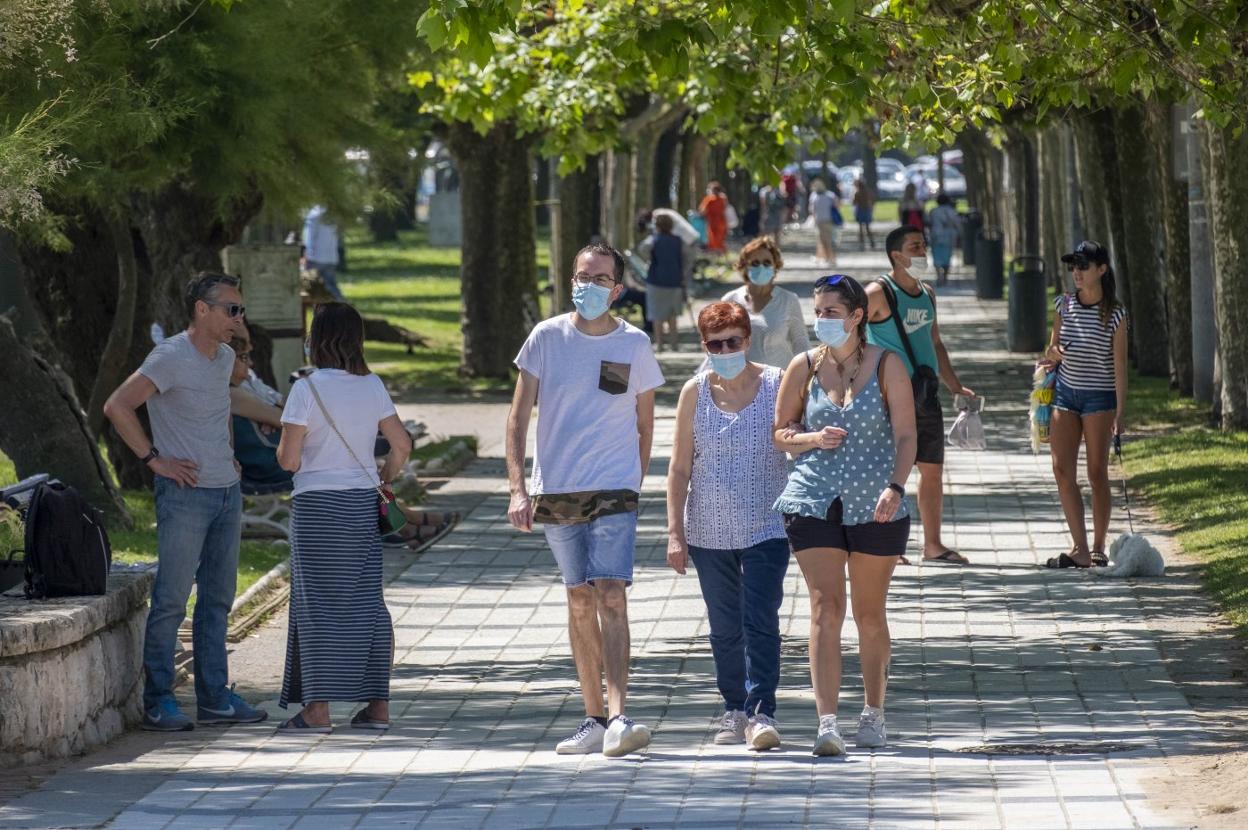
left=865, top=226, right=975, bottom=565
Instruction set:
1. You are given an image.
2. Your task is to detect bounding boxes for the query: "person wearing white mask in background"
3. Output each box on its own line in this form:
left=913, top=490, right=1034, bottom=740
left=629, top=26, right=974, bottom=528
left=666, top=302, right=793, bottom=752
left=865, top=226, right=976, bottom=566
left=721, top=236, right=810, bottom=368
left=506, top=243, right=665, bottom=758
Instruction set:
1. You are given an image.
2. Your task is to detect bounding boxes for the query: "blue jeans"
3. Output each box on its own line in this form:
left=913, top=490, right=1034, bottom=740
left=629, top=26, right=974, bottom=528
left=143, top=477, right=242, bottom=710
left=688, top=538, right=790, bottom=717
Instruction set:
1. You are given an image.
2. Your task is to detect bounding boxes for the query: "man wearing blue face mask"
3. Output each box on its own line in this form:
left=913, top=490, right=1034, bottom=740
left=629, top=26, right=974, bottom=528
left=506, top=243, right=665, bottom=758
left=865, top=226, right=976, bottom=566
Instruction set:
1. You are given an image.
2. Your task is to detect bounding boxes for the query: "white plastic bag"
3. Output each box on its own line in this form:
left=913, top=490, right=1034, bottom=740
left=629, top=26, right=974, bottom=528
left=725, top=203, right=740, bottom=229
left=947, top=395, right=986, bottom=450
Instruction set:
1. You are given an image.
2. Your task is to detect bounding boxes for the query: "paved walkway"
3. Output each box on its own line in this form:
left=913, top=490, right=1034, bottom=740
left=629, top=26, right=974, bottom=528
left=3, top=229, right=1246, bottom=829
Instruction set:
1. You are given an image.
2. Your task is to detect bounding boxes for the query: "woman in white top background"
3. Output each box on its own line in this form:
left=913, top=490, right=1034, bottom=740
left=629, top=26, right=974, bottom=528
left=721, top=236, right=811, bottom=368
left=276, top=302, right=412, bottom=732
left=666, top=302, right=793, bottom=752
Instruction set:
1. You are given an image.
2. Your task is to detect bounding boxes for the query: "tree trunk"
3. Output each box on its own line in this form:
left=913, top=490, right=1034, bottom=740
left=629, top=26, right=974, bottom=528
left=601, top=147, right=633, bottom=249
left=555, top=159, right=599, bottom=315
left=0, top=312, right=131, bottom=527
left=1186, top=101, right=1219, bottom=407
left=1073, top=115, right=1110, bottom=247
left=957, top=127, right=1004, bottom=230
left=448, top=120, right=538, bottom=379
left=1145, top=102, right=1193, bottom=393
left=862, top=127, right=879, bottom=205
left=1202, top=115, right=1248, bottom=429
left=653, top=124, right=681, bottom=208
left=1038, top=128, right=1064, bottom=291
left=631, top=105, right=686, bottom=238
left=1093, top=109, right=1131, bottom=310
left=85, top=215, right=138, bottom=438
left=677, top=130, right=709, bottom=214
left=1114, top=105, right=1170, bottom=377
left=1004, top=126, right=1040, bottom=257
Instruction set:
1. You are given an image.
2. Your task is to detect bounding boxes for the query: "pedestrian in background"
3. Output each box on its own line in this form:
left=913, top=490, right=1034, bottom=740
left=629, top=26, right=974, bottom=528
left=666, top=302, right=792, bottom=752
left=276, top=302, right=412, bottom=732
left=772, top=274, right=916, bottom=756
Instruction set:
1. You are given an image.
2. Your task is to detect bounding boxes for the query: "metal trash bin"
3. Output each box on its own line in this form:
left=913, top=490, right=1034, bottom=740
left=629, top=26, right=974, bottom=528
left=975, top=226, right=1004, bottom=299
left=1008, top=255, right=1047, bottom=352
left=962, top=209, right=982, bottom=266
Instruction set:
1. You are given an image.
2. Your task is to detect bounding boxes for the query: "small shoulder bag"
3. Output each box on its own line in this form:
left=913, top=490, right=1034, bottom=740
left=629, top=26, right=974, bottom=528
left=305, top=378, right=407, bottom=535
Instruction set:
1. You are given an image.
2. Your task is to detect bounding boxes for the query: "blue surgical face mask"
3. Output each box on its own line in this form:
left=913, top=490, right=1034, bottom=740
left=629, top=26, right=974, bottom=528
left=747, top=265, right=775, bottom=285
left=572, top=280, right=613, bottom=320
left=709, top=349, right=747, bottom=380
left=814, top=316, right=852, bottom=348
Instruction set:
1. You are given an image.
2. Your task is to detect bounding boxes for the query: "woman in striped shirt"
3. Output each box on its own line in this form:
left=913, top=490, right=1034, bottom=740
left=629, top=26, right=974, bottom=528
left=1041, top=241, right=1128, bottom=569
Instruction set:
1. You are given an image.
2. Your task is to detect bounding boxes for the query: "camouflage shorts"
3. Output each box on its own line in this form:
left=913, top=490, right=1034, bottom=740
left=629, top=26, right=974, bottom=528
left=532, top=489, right=639, bottom=526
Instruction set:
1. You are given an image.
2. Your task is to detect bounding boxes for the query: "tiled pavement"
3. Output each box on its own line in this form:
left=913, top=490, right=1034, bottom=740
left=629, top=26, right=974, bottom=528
left=2, top=230, right=1242, bottom=829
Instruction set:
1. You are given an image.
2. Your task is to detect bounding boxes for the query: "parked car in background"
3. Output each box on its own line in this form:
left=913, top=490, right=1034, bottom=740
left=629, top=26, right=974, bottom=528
left=844, top=157, right=908, bottom=200
left=903, top=161, right=967, bottom=200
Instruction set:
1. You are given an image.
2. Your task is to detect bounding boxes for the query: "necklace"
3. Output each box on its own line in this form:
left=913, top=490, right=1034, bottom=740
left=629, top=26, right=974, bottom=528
left=825, top=342, right=865, bottom=402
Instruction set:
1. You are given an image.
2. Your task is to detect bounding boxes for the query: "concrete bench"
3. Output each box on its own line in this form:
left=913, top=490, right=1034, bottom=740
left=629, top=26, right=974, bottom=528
left=0, top=571, right=153, bottom=767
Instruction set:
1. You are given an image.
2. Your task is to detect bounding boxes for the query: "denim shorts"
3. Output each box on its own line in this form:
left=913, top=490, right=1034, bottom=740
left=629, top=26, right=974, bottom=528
left=542, top=510, right=637, bottom=587
left=1054, top=381, right=1117, bottom=416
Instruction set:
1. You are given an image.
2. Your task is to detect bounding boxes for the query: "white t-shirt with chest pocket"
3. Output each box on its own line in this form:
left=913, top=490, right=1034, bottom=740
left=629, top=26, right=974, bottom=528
left=514, top=314, right=665, bottom=495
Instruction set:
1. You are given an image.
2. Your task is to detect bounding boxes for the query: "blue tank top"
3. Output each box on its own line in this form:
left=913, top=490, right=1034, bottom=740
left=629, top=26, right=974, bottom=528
left=646, top=233, right=684, bottom=287
left=866, top=275, right=939, bottom=376
left=773, top=350, right=909, bottom=525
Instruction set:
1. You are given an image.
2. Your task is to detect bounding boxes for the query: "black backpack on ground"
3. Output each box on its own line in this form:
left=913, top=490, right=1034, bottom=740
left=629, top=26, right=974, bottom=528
left=23, top=481, right=112, bottom=599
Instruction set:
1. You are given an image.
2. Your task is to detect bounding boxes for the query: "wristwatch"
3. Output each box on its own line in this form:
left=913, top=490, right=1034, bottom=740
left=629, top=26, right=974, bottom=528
left=140, top=447, right=160, bottom=465
left=887, top=482, right=905, bottom=497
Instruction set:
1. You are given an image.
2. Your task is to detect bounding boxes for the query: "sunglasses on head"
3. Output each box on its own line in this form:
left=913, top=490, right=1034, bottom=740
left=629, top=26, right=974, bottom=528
left=703, top=335, right=745, bottom=354
left=814, top=274, right=850, bottom=288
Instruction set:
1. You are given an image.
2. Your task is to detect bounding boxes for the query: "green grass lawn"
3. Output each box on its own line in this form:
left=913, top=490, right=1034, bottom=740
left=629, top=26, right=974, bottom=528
left=339, top=224, right=549, bottom=395
left=1122, top=373, right=1248, bottom=634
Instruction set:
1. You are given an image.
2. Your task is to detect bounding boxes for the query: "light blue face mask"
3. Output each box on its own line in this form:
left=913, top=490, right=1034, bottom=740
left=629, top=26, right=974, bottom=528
left=814, top=316, right=852, bottom=348
left=708, top=349, right=747, bottom=379
left=572, top=280, right=613, bottom=320
left=747, top=265, right=775, bottom=285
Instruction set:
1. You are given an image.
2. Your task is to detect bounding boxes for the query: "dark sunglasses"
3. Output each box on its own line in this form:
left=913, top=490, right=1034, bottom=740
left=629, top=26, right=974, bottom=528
left=703, top=335, right=745, bottom=354
left=1065, top=258, right=1092, bottom=272
left=814, top=274, right=850, bottom=288
left=205, top=300, right=246, bottom=318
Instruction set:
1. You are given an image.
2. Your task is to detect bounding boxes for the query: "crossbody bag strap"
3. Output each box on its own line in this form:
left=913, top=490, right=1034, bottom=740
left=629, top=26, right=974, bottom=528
left=305, top=377, right=385, bottom=497
left=875, top=277, right=921, bottom=371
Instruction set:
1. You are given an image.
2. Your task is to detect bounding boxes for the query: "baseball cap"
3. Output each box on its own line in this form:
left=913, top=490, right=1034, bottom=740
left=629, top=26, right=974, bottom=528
left=1060, top=241, right=1109, bottom=266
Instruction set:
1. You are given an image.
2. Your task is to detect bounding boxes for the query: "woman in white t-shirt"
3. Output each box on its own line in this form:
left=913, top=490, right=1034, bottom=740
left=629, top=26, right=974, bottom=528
left=721, top=236, right=811, bottom=368
left=275, top=302, right=412, bottom=733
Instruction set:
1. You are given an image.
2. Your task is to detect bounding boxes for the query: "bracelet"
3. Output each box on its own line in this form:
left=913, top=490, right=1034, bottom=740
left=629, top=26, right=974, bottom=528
left=887, top=482, right=905, bottom=497
left=140, top=447, right=159, bottom=465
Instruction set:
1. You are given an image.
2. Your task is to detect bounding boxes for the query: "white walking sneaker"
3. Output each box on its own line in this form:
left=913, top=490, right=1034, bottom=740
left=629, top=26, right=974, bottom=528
left=602, top=715, right=651, bottom=757
left=812, top=714, right=846, bottom=757
left=555, top=717, right=606, bottom=755
left=855, top=709, right=887, bottom=748
left=746, top=713, right=782, bottom=751
left=713, top=710, right=747, bottom=745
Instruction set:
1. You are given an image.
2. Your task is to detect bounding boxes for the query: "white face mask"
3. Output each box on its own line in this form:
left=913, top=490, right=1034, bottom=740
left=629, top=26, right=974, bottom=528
left=906, top=255, right=929, bottom=275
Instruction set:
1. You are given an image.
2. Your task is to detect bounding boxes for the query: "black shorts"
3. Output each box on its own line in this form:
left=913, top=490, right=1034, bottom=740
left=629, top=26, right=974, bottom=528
left=915, top=399, right=945, bottom=465
left=783, top=499, right=911, bottom=557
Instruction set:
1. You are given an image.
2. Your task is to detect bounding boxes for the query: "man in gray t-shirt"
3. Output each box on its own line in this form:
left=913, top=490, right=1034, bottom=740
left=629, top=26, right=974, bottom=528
left=104, top=272, right=268, bottom=731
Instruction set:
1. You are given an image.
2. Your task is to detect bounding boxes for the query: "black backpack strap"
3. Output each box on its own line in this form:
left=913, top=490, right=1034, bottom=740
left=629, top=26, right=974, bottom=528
left=874, top=277, right=921, bottom=373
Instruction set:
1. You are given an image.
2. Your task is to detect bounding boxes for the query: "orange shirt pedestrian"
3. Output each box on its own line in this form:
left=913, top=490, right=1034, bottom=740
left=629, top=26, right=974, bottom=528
left=700, top=184, right=728, bottom=252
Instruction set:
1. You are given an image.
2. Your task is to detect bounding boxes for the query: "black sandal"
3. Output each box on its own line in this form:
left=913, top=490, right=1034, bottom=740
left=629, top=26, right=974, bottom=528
left=1045, top=552, right=1090, bottom=569
left=1091, top=550, right=1109, bottom=567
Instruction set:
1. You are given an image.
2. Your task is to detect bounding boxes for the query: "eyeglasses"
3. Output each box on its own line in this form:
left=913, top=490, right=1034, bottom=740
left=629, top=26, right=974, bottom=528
left=703, top=335, right=745, bottom=354
left=205, top=300, right=246, bottom=318
left=573, top=272, right=618, bottom=289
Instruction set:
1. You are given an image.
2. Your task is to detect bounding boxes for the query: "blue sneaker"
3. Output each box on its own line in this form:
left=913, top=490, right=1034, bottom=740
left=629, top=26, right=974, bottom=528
left=143, top=698, right=194, bottom=732
left=197, top=684, right=269, bottom=725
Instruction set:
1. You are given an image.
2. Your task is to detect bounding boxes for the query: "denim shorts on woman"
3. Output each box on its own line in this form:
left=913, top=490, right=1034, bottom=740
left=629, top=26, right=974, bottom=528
left=1053, top=381, right=1117, bottom=416
left=783, top=498, right=911, bottom=557
left=542, top=510, right=637, bottom=587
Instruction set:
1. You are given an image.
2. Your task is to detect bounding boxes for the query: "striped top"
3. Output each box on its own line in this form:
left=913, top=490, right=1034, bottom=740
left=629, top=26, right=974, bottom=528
left=685, top=366, right=790, bottom=549
left=1054, top=294, right=1127, bottom=391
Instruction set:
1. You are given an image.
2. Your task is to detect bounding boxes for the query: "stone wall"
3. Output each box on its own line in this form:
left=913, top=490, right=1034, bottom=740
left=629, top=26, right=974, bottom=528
left=0, top=572, right=153, bottom=767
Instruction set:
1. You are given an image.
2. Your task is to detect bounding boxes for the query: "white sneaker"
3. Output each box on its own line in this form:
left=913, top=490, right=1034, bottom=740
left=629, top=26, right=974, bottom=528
left=602, top=715, right=651, bottom=757
left=555, top=717, right=605, bottom=755
left=813, top=714, right=846, bottom=756
left=713, top=710, right=747, bottom=745
left=746, top=713, right=782, bottom=751
left=855, top=709, right=887, bottom=748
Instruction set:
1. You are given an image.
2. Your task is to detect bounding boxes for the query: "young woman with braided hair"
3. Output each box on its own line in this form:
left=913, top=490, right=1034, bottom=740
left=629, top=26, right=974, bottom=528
left=772, top=274, right=917, bottom=756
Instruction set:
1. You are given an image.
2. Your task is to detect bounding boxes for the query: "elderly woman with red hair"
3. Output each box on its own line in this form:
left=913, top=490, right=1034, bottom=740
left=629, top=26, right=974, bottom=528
left=665, top=301, right=792, bottom=752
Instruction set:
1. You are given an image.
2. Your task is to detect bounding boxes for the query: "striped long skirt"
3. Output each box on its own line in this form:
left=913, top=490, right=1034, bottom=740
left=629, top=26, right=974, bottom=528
left=280, top=488, right=392, bottom=707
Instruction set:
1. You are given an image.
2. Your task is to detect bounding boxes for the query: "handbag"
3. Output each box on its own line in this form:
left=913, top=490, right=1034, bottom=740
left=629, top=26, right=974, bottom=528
left=875, top=277, right=941, bottom=415
left=305, top=377, right=407, bottom=536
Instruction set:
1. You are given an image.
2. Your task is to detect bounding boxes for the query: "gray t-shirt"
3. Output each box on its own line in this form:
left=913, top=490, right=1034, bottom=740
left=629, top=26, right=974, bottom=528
left=138, top=332, right=240, bottom=489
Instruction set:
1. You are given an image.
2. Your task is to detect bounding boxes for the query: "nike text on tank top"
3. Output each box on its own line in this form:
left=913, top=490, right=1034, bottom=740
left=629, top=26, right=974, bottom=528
left=866, top=275, right=938, bottom=376
left=1054, top=293, right=1127, bottom=392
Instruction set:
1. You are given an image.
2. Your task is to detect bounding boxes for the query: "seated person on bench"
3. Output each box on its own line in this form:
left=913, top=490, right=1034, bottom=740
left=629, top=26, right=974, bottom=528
left=228, top=335, right=455, bottom=547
